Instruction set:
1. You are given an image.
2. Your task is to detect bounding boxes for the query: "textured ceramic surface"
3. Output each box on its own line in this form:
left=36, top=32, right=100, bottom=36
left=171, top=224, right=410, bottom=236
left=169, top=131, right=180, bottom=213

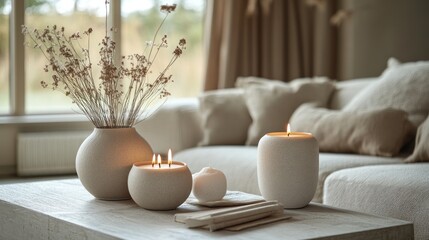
left=76, top=128, right=153, bottom=200
left=128, top=161, right=192, bottom=210
left=258, top=132, right=319, bottom=209
left=192, top=167, right=227, bottom=202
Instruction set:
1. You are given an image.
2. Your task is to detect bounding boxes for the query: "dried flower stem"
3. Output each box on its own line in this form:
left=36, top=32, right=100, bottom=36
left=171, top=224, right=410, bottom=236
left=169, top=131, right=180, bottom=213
left=22, top=2, right=185, bottom=128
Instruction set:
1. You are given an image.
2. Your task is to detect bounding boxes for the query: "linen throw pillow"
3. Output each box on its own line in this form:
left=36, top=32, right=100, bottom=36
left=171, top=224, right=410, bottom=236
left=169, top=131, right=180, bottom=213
left=405, top=114, right=429, bottom=162
left=243, top=78, right=335, bottom=145
left=198, top=88, right=252, bottom=146
left=343, top=58, right=429, bottom=127
left=236, top=75, right=330, bottom=88
left=235, top=76, right=285, bottom=88
left=290, top=104, right=415, bottom=157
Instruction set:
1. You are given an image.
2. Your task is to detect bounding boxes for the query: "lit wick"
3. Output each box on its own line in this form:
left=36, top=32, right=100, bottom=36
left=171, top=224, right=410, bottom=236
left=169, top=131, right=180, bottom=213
left=287, top=123, right=291, bottom=137
left=151, top=154, right=155, bottom=168
left=168, top=149, right=173, bottom=168
left=157, top=154, right=162, bottom=168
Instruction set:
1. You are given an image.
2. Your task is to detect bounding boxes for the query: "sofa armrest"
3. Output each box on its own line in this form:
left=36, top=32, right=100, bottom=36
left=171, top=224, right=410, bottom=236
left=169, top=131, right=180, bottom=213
left=135, top=98, right=203, bottom=155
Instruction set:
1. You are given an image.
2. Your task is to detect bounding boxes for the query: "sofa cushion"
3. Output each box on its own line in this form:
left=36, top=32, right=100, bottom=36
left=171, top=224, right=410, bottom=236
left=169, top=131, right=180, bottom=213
left=175, top=146, right=260, bottom=195
left=315, top=153, right=404, bottom=203
left=329, top=78, right=376, bottom=110
left=175, top=146, right=405, bottom=203
left=238, top=76, right=375, bottom=111
left=324, top=164, right=429, bottom=240
left=290, top=104, right=414, bottom=157
left=136, top=99, right=203, bottom=154
left=243, top=78, right=335, bottom=145
left=343, top=58, right=429, bottom=127
left=406, top=114, right=429, bottom=162
left=198, top=88, right=251, bottom=146
left=235, top=76, right=284, bottom=87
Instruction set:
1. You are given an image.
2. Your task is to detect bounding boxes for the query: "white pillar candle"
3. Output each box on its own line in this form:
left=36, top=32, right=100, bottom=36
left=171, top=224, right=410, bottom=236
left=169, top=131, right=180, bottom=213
left=192, top=167, right=227, bottom=202
left=257, top=127, right=319, bottom=209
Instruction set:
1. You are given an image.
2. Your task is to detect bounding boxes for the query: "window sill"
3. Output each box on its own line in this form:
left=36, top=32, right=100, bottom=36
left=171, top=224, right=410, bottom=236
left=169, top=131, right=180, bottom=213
left=0, top=114, right=90, bottom=125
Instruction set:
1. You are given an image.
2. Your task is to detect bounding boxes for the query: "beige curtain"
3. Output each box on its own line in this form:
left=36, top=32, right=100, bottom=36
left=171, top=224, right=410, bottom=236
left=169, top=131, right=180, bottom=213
left=203, top=0, right=338, bottom=90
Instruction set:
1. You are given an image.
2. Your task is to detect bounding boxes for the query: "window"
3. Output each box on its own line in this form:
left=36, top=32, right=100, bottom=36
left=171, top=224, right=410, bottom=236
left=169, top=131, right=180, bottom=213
left=121, top=0, right=204, bottom=98
left=3, top=0, right=205, bottom=115
left=25, top=0, right=108, bottom=113
left=0, top=0, right=11, bottom=114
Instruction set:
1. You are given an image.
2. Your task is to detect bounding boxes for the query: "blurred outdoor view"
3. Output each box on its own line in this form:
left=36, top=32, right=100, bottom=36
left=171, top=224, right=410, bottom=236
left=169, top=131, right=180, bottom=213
left=0, top=0, right=204, bottom=114
left=0, top=0, right=10, bottom=114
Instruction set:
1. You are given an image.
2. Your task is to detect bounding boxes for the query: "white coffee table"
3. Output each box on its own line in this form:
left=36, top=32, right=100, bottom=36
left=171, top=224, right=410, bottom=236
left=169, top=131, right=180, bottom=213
left=0, top=179, right=413, bottom=239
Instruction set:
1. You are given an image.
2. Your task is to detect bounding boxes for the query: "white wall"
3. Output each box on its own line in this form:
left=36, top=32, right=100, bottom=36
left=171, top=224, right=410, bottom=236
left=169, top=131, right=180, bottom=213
left=338, top=0, right=429, bottom=79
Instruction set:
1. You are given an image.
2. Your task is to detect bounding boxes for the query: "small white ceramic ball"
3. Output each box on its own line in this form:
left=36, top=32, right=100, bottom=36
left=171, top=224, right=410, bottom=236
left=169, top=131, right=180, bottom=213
left=192, top=167, right=227, bottom=202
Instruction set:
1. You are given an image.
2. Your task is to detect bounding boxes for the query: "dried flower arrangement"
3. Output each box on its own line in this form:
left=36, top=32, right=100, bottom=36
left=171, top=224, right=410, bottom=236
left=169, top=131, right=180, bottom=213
left=22, top=1, right=186, bottom=128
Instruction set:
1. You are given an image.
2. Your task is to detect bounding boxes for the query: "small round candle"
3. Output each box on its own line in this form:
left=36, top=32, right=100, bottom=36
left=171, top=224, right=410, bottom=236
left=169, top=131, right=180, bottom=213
left=192, top=167, right=227, bottom=202
left=128, top=152, right=192, bottom=210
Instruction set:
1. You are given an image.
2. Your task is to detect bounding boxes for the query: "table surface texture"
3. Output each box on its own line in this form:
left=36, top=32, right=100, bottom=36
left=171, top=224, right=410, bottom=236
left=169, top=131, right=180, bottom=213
left=0, top=179, right=413, bottom=240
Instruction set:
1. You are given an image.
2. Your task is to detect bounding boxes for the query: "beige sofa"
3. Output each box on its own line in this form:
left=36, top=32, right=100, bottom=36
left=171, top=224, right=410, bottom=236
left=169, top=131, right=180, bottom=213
left=137, top=77, right=429, bottom=239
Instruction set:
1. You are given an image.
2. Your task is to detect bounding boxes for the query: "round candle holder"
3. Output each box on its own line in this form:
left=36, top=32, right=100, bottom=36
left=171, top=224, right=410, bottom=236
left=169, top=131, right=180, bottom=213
left=257, top=132, right=319, bottom=209
left=128, top=161, right=192, bottom=210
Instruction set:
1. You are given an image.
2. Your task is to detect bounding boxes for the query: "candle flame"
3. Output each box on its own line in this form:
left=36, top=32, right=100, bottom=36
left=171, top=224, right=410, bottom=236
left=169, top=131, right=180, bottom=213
left=287, top=123, right=291, bottom=136
left=157, top=154, right=162, bottom=168
left=168, top=149, right=173, bottom=167
left=152, top=154, right=155, bottom=167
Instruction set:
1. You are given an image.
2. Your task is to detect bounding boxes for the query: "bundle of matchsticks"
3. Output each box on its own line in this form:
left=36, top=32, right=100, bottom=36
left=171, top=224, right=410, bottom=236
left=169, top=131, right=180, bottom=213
left=174, top=201, right=290, bottom=232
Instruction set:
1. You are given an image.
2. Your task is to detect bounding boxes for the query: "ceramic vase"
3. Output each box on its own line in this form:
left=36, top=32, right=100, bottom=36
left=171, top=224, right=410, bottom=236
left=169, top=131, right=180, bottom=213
left=257, top=132, right=319, bottom=208
left=76, top=127, right=153, bottom=200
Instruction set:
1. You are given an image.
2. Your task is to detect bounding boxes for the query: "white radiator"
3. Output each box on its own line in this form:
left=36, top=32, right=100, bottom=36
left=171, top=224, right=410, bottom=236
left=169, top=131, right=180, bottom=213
left=17, top=131, right=91, bottom=176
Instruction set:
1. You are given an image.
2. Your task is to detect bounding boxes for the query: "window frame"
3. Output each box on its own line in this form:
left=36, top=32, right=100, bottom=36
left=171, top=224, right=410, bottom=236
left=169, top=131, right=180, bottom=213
left=10, top=0, right=25, bottom=116
left=7, top=0, right=122, bottom=117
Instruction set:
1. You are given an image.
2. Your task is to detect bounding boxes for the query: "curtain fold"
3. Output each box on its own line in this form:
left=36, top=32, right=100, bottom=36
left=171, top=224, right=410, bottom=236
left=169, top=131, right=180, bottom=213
left=203, top=0, right=338, bottom=91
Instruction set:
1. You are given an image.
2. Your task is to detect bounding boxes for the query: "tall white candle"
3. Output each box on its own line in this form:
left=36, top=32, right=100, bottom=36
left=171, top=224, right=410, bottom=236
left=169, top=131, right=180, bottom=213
left=257, top=125, right=319, bottom=209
